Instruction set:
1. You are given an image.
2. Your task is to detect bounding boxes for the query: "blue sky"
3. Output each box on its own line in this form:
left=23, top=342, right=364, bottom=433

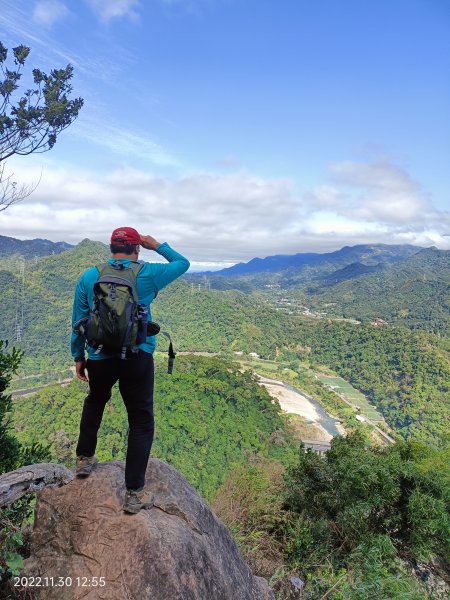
left=0, top=0, right=449, bottom=267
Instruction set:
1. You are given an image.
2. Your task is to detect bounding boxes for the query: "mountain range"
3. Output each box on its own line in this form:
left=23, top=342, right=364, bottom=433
left=0, top=235, right=73, bottom=258
left=207, top=243, right=421, bottom=277
left=187, top=243, right=450, bottom=335
left=0, top=237, right=449, bottom=444
left=1, top=238, right=449, bottom=346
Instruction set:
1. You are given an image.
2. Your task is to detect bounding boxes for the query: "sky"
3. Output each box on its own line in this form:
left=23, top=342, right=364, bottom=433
left=0, top=0, right=449, bottom=269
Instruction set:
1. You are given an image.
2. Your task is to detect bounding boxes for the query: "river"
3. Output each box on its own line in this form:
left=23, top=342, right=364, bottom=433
left=256, top=375, right=344, bottom=441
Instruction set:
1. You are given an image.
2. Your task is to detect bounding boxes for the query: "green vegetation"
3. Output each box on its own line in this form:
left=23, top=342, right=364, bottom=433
left=205, top=245, right=450, bottom=337
left=1, top=239, right=448, bottom=444
left=0, top=342, right=49, bottom=587
left=288, top=320, right=450, bottom=442
left=0, top=341, right=22, bottom=473
left=317, top=375, right=384, bottom=421
left=308, top=247, right=450, bottom=336
left=0, top=240, right=298, bottom=377
left=1, top=237, right=449, bottom=596
left=11, top=355, right=296, bottom=500
left=214, top=432, right=450, bottom=599
left=0, top=239, right=110, bottom=376
left=0, top=41, right=83, bottom=211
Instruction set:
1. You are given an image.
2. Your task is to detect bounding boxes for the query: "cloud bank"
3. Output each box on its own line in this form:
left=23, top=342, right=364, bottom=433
left=0, top=158, right=449, bottom=265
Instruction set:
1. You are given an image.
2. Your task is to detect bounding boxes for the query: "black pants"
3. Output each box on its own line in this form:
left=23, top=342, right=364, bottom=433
left=76, top=351, right=154, bottom=490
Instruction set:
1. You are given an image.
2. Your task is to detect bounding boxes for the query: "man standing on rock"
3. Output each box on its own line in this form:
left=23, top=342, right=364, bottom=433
left=71, top=227, right=189, bottom=513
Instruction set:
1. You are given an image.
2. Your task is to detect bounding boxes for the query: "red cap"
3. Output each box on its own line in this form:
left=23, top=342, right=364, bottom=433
left=110, top=227, right=141, bottom=246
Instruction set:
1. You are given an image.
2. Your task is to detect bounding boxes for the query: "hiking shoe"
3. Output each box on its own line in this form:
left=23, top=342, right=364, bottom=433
left=76, top=455, right=98, bottom=477
left=123, top=488, right=154, bottom=514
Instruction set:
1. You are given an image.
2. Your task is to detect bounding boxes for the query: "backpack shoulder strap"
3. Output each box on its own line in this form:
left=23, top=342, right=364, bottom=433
left=128, top=262, right=158, bottom=299
left=96, top=263, right=109, bottom=276
left=128, top=262, right=145, bottom=276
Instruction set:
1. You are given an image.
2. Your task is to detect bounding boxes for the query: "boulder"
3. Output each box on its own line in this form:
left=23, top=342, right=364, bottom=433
left=23, top=459, right=273, bottom=599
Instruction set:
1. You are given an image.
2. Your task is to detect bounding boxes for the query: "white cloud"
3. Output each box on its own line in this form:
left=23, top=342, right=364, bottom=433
left=301, top=160, right=450, bottom=234
left=33, top=0, right=70, bottom=27
left=326, top=160, right=429, bottom=224
left=85, top=0, right=140, bottom=22
left=1, top=159, right=449, bottom=264
left=0, top=162, right=300, bottom=261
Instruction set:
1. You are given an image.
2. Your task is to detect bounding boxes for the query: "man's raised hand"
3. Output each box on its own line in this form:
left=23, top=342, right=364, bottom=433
left=140, top=235, right=161, bottom=251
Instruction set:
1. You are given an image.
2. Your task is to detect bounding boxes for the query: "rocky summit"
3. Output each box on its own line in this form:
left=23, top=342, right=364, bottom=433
left=23, top=458, right=273, bottom=600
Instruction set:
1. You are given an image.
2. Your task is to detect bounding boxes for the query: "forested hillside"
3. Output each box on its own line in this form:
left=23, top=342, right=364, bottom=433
left=307, top=247, right=450, bottom=335
left=0, top=239, right=110, bottom=371
left=2, top=241, right=449, bottom=598
left=0, top=235, right=73, bottom=258
left=11, top=355, right=296, bottom=500
left=289, top=321, right=450, bottom=443
left=190, top=245, right=450, bottom=336
left=1, top=239, right=449, bottom=443
left=214, top=433, right=450, bottom=599
left=1, top=239, right=301, bottom=370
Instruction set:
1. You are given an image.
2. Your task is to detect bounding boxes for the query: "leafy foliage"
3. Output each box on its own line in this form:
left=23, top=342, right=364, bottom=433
left=0, top=41, right=83, bottom=211
left=215, top=432, right=449, bottom=599
left=11, top=355, right=296, bottom=500
left=291, top=320, right=450, bottom=442
left=0, top=341, right=50, bottom=589
left=0, top=340, right=22, bottom=473
left=0, top=42, right=83, bottom=158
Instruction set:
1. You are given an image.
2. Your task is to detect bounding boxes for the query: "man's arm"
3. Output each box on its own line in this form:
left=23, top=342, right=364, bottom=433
left=140, top=235, right=190, bottom=291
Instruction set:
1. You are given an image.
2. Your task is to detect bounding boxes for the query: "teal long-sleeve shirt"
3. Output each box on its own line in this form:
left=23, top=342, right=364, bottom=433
left=71, top=242, right=189, bottom=360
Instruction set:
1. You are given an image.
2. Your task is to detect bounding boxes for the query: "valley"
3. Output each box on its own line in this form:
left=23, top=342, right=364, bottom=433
left=1, top=238, right=449, bottom=442
left=1, top=5, right=448, bottom=594
left=1, top=238, right=449, bottom=599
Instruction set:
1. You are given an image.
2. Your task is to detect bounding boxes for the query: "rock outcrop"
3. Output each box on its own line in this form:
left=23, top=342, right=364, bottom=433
left=23, top=459, right=273, bottom=599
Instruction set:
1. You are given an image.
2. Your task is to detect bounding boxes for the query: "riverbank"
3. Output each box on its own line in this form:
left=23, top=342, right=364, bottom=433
left=256, top=374, right=345, bottom=442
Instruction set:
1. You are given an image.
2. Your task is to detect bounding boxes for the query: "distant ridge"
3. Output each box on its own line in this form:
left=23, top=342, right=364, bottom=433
left=0, top=235, right=73, bottom=258
left=205, top=244, right=422, bottom=276
left=309, top=246, right=450, bottom=334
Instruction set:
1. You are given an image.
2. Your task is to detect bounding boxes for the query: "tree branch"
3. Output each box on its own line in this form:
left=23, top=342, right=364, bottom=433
left=0, top=463, right=73, bottom=507
left=0, top=161, right=41, bottom=211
